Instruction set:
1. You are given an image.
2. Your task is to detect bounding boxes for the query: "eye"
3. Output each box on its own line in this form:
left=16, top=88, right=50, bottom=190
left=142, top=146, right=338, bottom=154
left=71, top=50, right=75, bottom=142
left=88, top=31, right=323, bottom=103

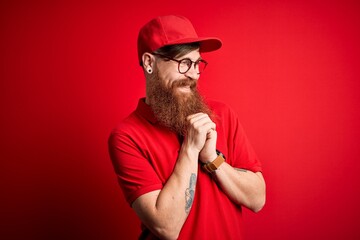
left=180, top=59, right=192, bottom=68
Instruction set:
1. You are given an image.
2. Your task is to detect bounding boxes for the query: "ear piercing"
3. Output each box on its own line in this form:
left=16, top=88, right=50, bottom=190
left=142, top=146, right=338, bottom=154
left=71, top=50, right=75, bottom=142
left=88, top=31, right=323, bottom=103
left=147, top=68, right=152, bottom=74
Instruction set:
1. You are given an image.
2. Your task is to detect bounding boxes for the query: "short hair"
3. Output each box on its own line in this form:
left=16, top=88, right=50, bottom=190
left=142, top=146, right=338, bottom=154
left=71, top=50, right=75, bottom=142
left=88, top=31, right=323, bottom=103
left=154, top=42, right=200, bottom=59
left=140, top=42, right=200, bottom=66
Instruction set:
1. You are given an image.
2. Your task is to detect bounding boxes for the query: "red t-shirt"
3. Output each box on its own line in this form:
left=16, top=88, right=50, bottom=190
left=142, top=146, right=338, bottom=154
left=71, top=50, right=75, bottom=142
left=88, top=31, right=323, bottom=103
left=108, top=98, right=262, bottom=239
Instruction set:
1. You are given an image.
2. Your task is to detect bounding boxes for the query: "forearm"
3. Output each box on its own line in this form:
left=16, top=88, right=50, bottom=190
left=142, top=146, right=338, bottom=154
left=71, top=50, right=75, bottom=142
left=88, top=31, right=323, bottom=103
left=132, top=113, right=215, bottom=239
left=212, top=162, right=266, bottom=212
left=156, top=147, right=198, bottom=223
left=133, top=146, right=199, bottom=240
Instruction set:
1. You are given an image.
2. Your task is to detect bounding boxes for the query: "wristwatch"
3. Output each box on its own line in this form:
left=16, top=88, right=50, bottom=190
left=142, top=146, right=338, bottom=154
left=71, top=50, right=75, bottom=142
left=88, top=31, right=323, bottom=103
left=202, top=150, right=226, bottom=173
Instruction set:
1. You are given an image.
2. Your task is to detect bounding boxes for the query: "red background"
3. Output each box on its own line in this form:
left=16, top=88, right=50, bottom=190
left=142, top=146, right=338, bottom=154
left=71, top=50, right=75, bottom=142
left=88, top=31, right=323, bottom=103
left=1, top=0, right=360, bottom=239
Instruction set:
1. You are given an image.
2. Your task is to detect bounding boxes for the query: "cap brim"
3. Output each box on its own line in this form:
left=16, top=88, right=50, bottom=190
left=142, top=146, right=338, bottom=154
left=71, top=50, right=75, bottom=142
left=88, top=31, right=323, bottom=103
left=166, top=37, right=222, bottom=53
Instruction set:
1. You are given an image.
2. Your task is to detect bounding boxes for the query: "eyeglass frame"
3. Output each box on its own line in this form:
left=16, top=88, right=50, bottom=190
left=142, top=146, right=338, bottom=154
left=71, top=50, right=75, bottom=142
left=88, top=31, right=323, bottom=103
left=151, top=52, right=208, bottom=74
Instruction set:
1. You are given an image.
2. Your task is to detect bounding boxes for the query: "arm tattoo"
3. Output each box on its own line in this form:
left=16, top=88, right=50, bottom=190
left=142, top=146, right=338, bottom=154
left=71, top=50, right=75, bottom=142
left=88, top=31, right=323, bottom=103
left=235, top=168, right=247, bottom=172
left=185, top=173, right=196, bottom=213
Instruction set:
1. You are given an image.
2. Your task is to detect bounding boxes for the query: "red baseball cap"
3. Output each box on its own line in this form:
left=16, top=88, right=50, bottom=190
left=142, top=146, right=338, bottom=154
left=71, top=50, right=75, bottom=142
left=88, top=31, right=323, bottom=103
left=137, top=15, right=222, bottom=65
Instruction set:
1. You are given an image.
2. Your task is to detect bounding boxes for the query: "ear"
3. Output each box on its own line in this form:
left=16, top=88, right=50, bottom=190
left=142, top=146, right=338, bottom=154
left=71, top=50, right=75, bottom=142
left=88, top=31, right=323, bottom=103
left=142, top=52, right=155, bottom=71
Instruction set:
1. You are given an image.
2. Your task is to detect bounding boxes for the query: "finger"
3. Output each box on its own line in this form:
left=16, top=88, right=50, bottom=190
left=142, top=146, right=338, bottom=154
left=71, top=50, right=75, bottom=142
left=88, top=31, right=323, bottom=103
left=187, top=113, right=210, bottom=122
left=191, top=117, right=213, bottom=130
left=188, top=113, right=211, bottom=125
left=206, top=129, right=217, bottom=138
left=203, top=122, right=216, bottom=132
left=190, top=121, right=216, bottom=137
left=187, top=113, right=203, bottom=119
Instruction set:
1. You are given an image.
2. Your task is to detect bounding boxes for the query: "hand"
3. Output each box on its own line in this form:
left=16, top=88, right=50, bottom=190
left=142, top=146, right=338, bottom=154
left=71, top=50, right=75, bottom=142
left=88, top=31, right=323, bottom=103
left=199, top=129, right=218, bottom=164
left=183, top=113, right=216, bottom=155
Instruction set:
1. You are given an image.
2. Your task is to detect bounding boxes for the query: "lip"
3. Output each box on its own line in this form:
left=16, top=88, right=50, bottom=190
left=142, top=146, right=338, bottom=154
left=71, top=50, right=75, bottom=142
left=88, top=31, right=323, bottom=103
left=177, top=85, right=192, bottom=93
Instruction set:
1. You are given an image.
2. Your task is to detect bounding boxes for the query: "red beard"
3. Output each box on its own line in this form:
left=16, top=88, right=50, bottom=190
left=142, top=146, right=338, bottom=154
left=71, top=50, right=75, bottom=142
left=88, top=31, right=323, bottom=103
left=147, top=72, right=213, bottom=136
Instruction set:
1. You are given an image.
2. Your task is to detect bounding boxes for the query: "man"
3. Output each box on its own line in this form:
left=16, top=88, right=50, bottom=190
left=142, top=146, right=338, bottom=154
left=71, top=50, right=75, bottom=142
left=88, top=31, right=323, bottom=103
left=108, top=15, right=266, bottom=240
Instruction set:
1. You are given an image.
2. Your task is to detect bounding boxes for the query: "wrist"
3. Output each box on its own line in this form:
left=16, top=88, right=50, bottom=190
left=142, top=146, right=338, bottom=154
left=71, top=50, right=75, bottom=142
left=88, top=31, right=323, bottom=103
left=180, top=145, right=200, bottom=161
left=202, top=152, right=218, bottom=164
left=202, top=150, right=226, bottom=173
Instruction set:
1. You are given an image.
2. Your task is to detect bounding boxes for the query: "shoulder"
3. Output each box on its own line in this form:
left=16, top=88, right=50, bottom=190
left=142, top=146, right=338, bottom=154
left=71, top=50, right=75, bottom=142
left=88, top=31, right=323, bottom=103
left=109, top=111, right=146, bottom=144
left=111, top=112, right=137, bottom=134
left=206, top=99, right=238, bottom=120
left=206, top=98, right=229, bottom=109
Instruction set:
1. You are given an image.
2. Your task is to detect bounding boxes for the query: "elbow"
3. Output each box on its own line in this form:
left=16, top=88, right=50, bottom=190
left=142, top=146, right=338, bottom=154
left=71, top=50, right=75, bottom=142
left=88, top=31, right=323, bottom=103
left=234, top=193, right=266, bottom=213
left=252, top=195, right=266, bottom=213
left=153, top=225, right=181, bottom=240
left=249, top=189, right=266, bottom=213
left=251, top=175, right=266, bottom=213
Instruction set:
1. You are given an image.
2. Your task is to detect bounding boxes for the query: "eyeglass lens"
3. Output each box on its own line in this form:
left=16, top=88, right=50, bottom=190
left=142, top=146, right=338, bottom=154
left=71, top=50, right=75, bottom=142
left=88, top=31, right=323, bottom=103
left=179, top=59, right=206, bottom=74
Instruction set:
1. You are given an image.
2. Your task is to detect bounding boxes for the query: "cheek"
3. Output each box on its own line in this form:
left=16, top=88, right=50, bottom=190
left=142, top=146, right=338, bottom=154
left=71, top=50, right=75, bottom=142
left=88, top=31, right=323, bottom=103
left=156, top=63, right=184, bottom=87
left=159, top=72, right=178, bottom=88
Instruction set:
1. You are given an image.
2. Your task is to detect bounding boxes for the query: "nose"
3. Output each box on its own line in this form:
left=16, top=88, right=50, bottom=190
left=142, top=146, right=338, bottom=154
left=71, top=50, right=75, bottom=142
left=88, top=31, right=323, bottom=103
left=184, top=63, right=200, bottom=80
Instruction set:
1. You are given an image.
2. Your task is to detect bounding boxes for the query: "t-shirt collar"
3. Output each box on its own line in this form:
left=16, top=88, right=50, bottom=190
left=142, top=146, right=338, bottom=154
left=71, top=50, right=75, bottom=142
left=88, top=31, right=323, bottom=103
left=135, top=98, right=158, bottom=124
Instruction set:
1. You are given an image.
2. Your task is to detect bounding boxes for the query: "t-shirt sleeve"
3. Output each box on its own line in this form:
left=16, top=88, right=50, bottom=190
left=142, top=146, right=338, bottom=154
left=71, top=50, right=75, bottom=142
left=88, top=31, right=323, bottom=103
left=223, top=104, right=262, bottom=173
left=108, top=131, right=163, bottom=205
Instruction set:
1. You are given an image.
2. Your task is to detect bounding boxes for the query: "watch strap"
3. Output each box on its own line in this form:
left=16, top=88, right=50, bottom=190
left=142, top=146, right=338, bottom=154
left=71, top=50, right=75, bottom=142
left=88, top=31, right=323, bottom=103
left=202, top=152, right=225, bottom=173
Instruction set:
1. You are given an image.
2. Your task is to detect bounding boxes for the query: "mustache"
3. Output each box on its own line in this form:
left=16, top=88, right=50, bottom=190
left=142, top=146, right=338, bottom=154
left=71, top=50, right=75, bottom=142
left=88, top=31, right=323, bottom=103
left=171, top=78, right=197, bottom=89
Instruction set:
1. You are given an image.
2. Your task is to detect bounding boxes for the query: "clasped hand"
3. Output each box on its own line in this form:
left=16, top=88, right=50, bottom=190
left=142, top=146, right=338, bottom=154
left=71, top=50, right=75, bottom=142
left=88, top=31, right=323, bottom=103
left=185, top=113, right=218, bottom=163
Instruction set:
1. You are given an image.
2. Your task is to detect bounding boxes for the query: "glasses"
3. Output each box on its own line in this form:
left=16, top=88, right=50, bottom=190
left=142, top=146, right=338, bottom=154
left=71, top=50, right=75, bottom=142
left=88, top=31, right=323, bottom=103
left=152, top=53, right=208, bottom=74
